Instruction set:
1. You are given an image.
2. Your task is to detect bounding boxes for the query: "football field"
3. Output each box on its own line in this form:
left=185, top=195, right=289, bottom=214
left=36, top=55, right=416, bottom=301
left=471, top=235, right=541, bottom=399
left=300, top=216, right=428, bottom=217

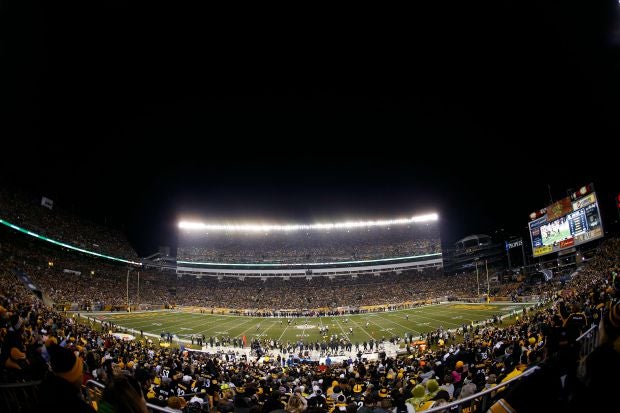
left=90, top=302, right=531, bottom=345
left=88, top=303, right=532, bottom=343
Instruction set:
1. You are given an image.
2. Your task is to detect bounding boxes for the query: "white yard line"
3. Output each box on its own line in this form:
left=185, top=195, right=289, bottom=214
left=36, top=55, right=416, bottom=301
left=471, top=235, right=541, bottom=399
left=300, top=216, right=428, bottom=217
left=278, top=324, right=290, bottom=341
left=396, top=311, right=461, bottom=327
left=347, top=317, right=374, bottom=339
left=333, top=317, right=350, bottom=340
left=373, top=313, right=422, bottom=336
left=193, top=316, right=254, bottom=336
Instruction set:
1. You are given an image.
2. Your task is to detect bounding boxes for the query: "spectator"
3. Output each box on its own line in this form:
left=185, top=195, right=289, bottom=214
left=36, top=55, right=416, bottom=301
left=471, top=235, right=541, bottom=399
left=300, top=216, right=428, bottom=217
left=38, top=342, right=95, bottom=412
left=98, top=375, right=148, bottom=413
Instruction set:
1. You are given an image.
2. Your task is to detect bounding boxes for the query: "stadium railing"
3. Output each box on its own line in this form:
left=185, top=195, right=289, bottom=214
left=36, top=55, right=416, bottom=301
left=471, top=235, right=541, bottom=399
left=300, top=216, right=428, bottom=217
left=422, top=366, right=540, bottom=413
left=576, top=323, right=598, bottom=359
left=422, top=323, right=599, bottom=413
left=0, top=380, right=41, bottom=413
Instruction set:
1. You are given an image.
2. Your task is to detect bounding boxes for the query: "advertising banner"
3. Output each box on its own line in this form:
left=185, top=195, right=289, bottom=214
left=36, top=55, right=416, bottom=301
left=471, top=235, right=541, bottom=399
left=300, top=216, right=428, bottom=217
left=547, top=197, right=572, bottom=221
left=572, top=193, right=596, bottom=211
left=533, top=245, right=553, bottom=257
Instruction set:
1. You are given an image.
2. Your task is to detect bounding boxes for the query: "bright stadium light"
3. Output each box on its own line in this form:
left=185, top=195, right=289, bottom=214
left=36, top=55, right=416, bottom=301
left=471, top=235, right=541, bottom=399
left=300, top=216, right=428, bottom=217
left=178, top=221, right=208, bottom=230
left=412, top=213, right=439, bottom=222
left=178, top=212, right=439, bottom=232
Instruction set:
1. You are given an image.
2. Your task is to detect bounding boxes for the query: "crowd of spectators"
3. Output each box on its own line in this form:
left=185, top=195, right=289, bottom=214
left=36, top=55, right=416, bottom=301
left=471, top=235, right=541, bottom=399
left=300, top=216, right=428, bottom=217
left=1, top=228, right=493, bottom=311
left=0, top=221, right=495, bottom=311
left=0, top=187, right=138, bottom=260
left=0, top=233, right=618, bottom=412
left=179, top=225, right=441, bottom=263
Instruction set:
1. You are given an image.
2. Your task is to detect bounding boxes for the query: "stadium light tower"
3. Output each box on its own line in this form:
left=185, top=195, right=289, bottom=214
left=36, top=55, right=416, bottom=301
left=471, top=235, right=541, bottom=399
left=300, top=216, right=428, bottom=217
left=136, top=271, right=140, bottom=308
left=126, top=267, right=133, bottom=312
left=475, top=259, right=480, bottom=298
left=485, top=259, right=490, bottom=303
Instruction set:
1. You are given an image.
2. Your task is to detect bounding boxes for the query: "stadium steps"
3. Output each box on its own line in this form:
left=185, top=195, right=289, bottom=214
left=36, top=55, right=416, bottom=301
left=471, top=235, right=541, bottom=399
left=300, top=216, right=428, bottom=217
left=12, top=268, right=46, bottom=302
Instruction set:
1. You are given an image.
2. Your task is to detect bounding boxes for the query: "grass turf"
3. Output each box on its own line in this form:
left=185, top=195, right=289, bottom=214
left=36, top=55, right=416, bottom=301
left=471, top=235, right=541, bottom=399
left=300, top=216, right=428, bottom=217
left=88, top=302, right=531, bottom=345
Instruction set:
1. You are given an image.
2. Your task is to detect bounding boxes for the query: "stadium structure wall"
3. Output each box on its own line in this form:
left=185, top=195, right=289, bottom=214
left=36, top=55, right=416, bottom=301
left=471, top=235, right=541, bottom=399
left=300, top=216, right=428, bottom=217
left=176, top=255, right=443, bottom=277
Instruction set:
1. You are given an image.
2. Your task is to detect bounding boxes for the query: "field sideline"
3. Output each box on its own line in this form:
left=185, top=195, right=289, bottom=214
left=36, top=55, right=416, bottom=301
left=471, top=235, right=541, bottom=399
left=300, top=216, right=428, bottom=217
left=88, top=302, right=531, bottom=344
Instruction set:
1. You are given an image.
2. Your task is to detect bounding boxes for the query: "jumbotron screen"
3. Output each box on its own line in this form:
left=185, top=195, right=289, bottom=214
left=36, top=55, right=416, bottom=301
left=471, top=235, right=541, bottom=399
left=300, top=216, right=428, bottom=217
left=528, top=192, right=603, bottom=257
left=177, top=215, right=441, bottom=264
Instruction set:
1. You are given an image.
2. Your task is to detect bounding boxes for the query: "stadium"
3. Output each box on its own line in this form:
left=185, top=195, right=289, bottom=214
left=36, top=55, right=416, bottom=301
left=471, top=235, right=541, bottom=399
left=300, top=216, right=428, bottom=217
left=1, top=183, right=619, bottom=413
left=4, top=2, right=620, bottom=411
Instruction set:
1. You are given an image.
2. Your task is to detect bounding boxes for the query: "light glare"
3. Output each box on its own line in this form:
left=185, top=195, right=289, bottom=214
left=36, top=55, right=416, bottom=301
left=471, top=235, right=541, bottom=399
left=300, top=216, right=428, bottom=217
left=178, top=212, right=438, bottom=232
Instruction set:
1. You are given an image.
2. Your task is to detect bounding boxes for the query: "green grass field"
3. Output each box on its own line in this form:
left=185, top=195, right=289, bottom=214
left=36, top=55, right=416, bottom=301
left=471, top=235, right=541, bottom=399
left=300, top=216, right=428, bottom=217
left=90, top=302, right=531, bottom=345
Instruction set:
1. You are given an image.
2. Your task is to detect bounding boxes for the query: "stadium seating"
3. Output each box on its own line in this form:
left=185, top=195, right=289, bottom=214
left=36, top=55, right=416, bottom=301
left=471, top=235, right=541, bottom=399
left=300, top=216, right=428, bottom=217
left=178, top=224, right=441, bottom=263
left=0, top=187, right=138, bottom=260
left=1, top=190, right=619, bottom=412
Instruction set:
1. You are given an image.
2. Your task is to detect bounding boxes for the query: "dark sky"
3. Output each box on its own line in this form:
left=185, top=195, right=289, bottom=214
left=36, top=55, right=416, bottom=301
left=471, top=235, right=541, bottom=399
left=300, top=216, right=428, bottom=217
left=3, top=2, right=619, bottom=256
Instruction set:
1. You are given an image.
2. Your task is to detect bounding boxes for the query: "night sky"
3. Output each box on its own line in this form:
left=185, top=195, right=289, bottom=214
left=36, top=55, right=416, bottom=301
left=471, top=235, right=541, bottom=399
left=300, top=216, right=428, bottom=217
left=3, top=2, right=619, bottom=256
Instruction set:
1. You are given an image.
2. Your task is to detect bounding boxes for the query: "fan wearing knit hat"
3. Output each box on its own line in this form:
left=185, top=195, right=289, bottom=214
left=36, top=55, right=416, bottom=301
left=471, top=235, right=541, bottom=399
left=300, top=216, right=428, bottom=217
left=37, top=342, right=95, bottom=412
left=0, top=313, right=28, bottom=371
left=406, top=384, right=426, bottom=410
left=47, top=342, right=85, bottom=385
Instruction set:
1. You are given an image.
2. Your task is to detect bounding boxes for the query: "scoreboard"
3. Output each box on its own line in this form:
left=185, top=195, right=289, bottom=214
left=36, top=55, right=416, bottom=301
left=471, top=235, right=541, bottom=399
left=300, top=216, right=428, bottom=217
left=528, top=191, right=603, bottom=257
